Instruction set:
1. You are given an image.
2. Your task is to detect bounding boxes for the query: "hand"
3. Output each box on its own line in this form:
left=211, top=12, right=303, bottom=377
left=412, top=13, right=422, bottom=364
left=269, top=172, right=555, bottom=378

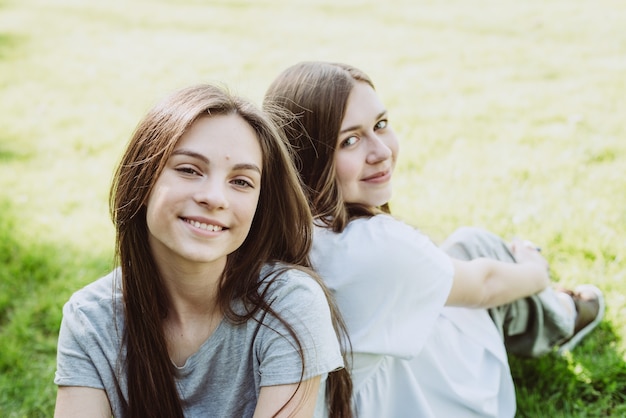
left=509, top=238, right=549, bottom=271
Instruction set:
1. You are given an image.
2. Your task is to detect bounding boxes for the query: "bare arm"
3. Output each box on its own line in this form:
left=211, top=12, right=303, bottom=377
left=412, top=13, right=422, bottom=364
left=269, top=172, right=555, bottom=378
left=253, top=376, right=321, bottom=418
left=446, top=239, right=550, bottom=308
left=54, top=386, right=111, bottom=418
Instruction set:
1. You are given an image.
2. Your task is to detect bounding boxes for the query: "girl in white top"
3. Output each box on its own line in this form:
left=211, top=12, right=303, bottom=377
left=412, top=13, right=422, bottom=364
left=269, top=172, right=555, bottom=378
left=54, top=84, right=353, bottom=418
left=264, top=62, right=604, bottom=417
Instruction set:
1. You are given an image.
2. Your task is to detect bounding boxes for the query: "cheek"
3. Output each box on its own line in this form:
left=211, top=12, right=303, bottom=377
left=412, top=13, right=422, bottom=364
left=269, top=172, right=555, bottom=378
left=144, top=189, right=164, bottom=235
left=237, top=192, right=262, bottom=226
left=334, top=154, right=360, bottom=189
left=387, top=134, right=400, bottom=162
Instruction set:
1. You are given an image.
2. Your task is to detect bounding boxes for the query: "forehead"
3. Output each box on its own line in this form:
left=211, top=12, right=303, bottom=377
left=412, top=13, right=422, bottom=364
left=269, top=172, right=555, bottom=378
left=341, top=82, right=385, bottom=128
left=175, top=113, right=263, bottom=165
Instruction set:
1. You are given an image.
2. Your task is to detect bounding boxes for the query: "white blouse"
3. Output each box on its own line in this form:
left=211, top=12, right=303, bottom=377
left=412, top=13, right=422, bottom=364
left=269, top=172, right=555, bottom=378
left=310, top=215, right=515, bottom=418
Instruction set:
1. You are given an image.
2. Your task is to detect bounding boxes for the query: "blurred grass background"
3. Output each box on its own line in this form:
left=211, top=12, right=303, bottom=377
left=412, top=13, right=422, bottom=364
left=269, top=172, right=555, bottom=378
left=1, top=0, right=625, bottom=416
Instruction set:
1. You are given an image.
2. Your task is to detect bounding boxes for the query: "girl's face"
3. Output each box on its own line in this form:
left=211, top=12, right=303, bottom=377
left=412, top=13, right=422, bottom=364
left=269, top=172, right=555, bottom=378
left=145, top=113, right=263, bottom=272
left=334, top=81, right=399, bottom=208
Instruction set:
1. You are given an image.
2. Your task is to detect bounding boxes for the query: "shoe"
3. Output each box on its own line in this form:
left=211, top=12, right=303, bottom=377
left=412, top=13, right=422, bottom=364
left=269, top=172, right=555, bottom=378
left=557, top=284, right=605, bottom=354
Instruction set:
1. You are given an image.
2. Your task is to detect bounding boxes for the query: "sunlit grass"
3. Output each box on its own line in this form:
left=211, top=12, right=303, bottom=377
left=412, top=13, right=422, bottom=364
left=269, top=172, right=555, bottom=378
left=1, top=0, right=625, bottom=416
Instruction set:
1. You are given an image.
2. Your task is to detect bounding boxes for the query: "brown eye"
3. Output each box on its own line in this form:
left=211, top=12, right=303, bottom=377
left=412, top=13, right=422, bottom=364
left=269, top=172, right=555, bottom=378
left=176, top=166, right=201, bottom=176
left=231, top=178, right=254, bottom=188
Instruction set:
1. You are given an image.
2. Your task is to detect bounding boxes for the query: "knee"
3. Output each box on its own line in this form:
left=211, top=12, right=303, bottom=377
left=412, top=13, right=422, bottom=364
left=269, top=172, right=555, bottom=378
left=448, top=226, right=491, bottom=243
left=442, top=226, right=508, bottom=260
left=441, top=226, right=487, bottom=258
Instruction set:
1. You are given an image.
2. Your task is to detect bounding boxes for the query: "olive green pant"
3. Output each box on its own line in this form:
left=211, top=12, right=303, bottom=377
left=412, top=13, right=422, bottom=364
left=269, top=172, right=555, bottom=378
left=440, top=227, right=575, bottom=358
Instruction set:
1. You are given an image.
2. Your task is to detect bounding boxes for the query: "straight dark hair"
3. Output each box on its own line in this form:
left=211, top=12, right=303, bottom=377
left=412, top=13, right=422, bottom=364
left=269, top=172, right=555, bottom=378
left=110, top=83, right=352, bottom=417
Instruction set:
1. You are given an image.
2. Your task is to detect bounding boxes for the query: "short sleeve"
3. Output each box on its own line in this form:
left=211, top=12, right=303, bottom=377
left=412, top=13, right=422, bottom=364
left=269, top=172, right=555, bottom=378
left=254, top=269, right=343, bottom=387
left=54, top=300, right=107, bottom=389
left=54, top=272, right=122, bottom=396
left=311, top=215, right=453, bottom=359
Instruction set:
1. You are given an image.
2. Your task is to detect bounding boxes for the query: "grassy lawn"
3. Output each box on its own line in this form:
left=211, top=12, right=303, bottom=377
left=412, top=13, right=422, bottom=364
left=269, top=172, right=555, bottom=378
left=1, top=0, right=625, bottom=416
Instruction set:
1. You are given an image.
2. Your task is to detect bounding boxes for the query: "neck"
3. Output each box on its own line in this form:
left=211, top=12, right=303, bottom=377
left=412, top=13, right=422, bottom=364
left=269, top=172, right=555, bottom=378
left=157, top=260, right=227, bottom=367
left=157, top=257, right=226, bottom=318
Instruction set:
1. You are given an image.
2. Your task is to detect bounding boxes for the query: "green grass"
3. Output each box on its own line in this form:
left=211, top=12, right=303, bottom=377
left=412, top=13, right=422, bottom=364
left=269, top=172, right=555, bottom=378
left=1, top=0, right=625, bottom=416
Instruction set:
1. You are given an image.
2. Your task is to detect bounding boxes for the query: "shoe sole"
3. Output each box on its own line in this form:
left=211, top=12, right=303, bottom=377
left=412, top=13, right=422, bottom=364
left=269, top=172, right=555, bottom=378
left=557, top=284, right=605, bottom=355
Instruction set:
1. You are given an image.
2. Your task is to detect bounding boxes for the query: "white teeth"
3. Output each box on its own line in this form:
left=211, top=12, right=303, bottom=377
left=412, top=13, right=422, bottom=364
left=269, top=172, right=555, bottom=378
left=187, top=219, right=223, bottom=231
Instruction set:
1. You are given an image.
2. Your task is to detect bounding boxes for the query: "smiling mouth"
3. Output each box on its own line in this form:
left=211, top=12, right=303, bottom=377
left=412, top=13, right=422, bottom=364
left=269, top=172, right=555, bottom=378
left=362, top=170, right=390, bottom=181
left=183, top=218, right=224, bottom=232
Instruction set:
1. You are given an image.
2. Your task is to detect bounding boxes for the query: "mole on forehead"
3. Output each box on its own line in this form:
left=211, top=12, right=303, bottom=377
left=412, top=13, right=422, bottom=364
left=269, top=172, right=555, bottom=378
left=171, top=149, right=261, bottom=173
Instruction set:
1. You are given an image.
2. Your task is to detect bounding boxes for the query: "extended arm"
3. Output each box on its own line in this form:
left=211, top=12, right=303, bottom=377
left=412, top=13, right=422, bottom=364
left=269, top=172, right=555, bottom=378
left=446, top=239, right=550, bottom=308
left=54, top=386, right=111, bottom=418
left=253, top=376, right=321, bottom=418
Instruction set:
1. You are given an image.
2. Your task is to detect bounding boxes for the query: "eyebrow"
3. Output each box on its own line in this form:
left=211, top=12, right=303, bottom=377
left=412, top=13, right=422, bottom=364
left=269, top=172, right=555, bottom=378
left=339, top=110, right=388, bottom=134
left=171, top=148, right=262, bottom=174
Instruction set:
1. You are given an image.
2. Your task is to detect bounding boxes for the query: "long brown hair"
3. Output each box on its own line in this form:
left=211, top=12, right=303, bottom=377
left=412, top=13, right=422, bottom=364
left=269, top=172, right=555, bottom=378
left=264, top=61, right=390, bottom=234
left=109, top=83, right=352, bottom=417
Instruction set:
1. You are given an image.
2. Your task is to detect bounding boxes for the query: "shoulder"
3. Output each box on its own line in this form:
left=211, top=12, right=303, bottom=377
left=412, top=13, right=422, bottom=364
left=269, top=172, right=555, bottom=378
left=311, top=215, right=454, bottom=295
left=254, top=264, right=335, bottom=334
left=55, top=270, right=124, bottom=399
left=313, top=214, right=444, bottom=265
left=253, top=265, right=342, bottom=380
left=259, top=264, right=326, bottom=305
left=66, top=269, right=120, bottom=306
left=62, top=269, right=122, bottom=332
left=316, top=214, right=431, bottom=247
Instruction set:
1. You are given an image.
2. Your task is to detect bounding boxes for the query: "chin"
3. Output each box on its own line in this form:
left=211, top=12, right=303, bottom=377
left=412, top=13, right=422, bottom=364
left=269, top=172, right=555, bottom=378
left=374, top=192, right=393, bottom=207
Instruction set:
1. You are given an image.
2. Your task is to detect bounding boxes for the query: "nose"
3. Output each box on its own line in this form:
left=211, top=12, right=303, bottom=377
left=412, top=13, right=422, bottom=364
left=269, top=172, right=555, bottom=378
left=194, top=178, right=229, bottom=210
left=366, top=134, right=392, bottom=165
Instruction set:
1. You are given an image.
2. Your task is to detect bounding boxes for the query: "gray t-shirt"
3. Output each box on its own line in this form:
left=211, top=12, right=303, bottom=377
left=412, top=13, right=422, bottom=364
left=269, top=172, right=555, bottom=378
left=55, top=266, right=343, bottom=417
